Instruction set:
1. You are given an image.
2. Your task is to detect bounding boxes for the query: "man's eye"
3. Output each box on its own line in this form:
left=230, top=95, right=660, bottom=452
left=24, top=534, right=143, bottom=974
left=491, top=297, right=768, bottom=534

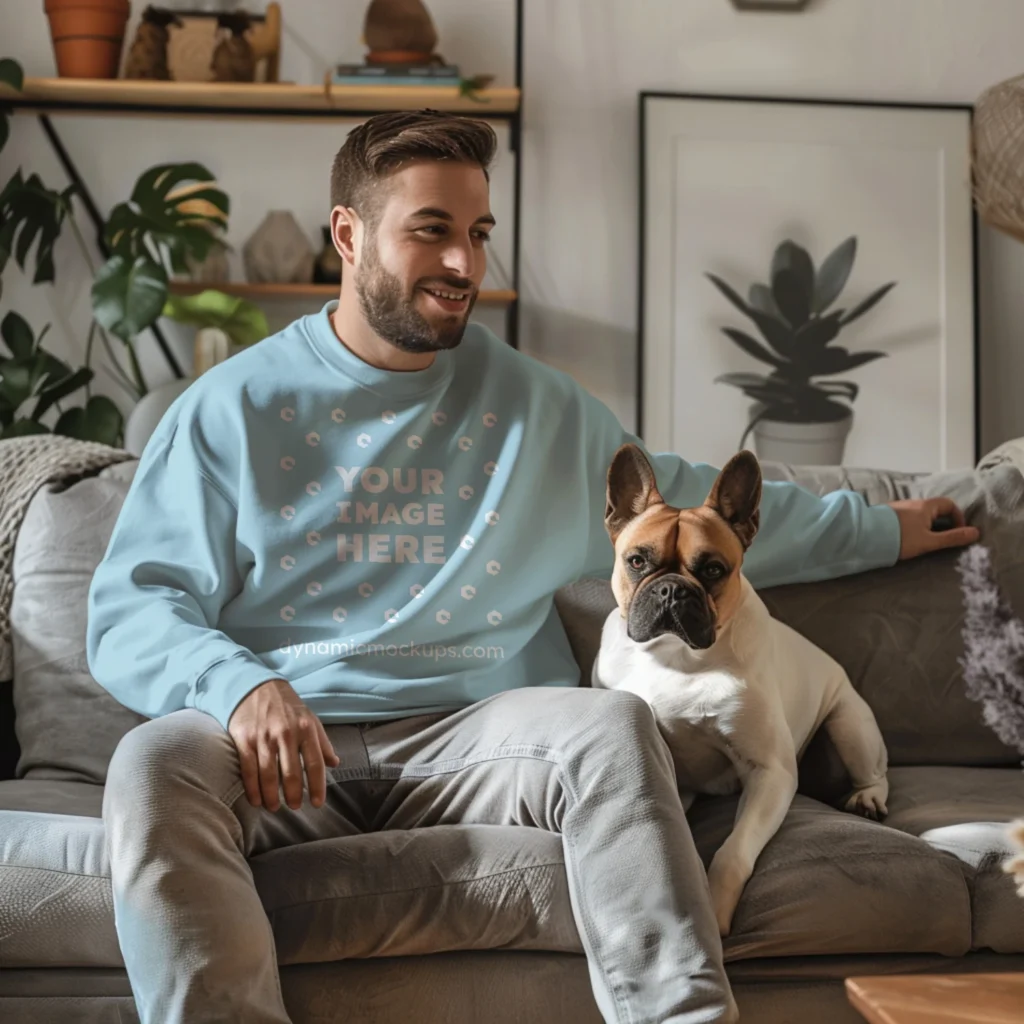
left=627, top=554, right=645, bottom=570
left=473, top=231, right=492, bottom=243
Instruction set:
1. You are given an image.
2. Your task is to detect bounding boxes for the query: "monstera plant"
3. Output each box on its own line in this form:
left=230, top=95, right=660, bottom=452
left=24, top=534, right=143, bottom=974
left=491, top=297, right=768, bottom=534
left=1, top=55, right=264, bottom=445
left=707, top=237, right=896, bottom=464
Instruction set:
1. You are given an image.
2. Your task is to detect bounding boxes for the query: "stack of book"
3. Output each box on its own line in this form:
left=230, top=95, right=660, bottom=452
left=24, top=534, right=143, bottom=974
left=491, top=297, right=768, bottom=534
left=331, top=63, right=461, bottom=87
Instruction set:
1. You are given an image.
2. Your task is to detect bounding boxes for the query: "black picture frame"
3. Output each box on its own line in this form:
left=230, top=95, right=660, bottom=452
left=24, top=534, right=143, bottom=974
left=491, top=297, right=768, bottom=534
left=636, top=90, right=980, bottom=470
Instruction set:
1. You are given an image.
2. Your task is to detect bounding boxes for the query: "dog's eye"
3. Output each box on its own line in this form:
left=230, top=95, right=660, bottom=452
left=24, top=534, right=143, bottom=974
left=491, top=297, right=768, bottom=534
left=703, top=563, right=725, bottom=581
left=627, top=554, right=645, bottom=570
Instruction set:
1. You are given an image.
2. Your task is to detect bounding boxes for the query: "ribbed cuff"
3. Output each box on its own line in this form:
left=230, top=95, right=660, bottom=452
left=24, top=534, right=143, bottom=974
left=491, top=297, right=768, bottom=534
left=860, top=502, right=902, bottom=570
left=190, top=650, right=284, bottom=732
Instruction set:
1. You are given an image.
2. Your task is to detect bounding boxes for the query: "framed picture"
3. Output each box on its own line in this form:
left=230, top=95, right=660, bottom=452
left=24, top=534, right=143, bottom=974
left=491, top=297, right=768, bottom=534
left=638, top=92, right=978, bottom=473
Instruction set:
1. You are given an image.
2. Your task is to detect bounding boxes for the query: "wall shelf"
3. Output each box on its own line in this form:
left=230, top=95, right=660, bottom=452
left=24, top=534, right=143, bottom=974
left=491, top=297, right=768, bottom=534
left=2, top=0, right=524, bottom=369
left=1, top=77, right=519, bottom=120
left=168, top=281, right=517, bottom=303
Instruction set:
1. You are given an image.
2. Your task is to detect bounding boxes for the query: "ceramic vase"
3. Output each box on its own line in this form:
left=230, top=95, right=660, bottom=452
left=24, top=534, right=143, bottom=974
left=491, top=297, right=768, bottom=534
left=243, top=211, right=314, bottom=284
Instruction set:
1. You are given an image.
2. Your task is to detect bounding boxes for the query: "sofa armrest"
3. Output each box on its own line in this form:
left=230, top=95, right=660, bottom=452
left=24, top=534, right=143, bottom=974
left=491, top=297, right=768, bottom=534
left=0, top=680, right=19, bottom=780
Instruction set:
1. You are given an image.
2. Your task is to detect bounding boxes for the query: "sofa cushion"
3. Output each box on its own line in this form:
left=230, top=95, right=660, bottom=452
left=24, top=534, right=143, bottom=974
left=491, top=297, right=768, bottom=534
left=685, top=789, right=973, bottom=962
left=0, top=779, right=581, bottom=969
left=882, top=766, right=1024, bottom=954
left=251, top=825, right=580, bottom=964
left=555, top=453, right=1024, bottom=779
left=0, top=780, right=117, bottom=968
left=11, top=461, right=146, bottom=784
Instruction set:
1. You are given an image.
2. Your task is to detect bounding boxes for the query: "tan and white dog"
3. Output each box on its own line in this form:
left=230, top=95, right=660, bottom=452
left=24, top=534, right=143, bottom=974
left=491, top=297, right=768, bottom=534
left=591, top=443, right=889, bottom=937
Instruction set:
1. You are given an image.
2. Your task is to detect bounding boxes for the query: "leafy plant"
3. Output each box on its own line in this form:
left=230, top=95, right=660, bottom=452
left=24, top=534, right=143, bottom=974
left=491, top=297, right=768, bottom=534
left=0, top=55, right=261, bottom=444
left=707, top=237, right=896, bottom=450
left=0, top=312, right=120, bottom=443
left=162, top=289, right=268, bottom=347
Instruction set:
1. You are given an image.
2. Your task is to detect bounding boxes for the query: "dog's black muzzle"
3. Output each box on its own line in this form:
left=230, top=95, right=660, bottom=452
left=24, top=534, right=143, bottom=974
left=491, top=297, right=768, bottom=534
left=626, top=573, right=716, bottom=649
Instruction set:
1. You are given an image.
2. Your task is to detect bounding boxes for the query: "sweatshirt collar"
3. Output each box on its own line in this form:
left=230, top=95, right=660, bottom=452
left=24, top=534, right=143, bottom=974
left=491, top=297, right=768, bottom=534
left=303, top=300, right=454, bottom=398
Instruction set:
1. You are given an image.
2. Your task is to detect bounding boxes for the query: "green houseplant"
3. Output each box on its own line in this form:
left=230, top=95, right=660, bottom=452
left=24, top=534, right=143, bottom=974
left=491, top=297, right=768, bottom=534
left=707, top=236, right=896, bottom=465
left=0, top=56, right=267, bottom=446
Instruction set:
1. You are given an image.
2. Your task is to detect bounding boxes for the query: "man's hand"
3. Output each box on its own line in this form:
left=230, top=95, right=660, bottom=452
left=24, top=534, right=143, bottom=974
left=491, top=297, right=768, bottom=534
left=889, top=497, right=980, bottom=561
left=227, top=678, right=340, bottom=812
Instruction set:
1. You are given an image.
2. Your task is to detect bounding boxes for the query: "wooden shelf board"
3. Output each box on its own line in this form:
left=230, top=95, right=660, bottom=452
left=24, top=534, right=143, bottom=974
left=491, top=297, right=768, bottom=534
left=169, top=281, right=516, bottom=304
left=2, top=78, right=519, bottom=118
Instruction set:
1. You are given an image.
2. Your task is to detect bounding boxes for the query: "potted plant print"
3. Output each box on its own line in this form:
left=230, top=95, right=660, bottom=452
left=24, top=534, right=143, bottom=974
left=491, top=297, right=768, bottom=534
left=707, top=237, right=895, bottom=466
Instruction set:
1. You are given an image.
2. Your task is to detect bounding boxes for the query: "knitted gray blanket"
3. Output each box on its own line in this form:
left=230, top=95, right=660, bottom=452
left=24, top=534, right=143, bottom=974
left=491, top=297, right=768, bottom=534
left=0, top=434, right=135, bottom=680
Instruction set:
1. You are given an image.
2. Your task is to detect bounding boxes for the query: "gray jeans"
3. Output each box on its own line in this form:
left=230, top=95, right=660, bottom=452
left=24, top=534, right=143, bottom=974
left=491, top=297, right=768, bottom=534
left=102, top=686, right=737, bottom=1024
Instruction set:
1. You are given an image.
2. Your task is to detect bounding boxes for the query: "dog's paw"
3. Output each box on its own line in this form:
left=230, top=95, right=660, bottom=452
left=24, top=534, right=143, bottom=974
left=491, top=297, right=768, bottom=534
left=845, top=781, right=889, bottom=821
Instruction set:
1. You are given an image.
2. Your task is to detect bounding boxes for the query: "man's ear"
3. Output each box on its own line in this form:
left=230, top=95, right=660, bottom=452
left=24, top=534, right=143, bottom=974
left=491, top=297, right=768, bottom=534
left=705, top=450, right=763, bottom=550
left=330, top=206, right=360, bottom=269
left=605, top=444, right=665, bottom=542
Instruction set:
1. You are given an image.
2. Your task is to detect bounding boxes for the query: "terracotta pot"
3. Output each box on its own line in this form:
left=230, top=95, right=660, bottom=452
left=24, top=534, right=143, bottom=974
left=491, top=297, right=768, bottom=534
left=44, top=0, right=131, bottom=79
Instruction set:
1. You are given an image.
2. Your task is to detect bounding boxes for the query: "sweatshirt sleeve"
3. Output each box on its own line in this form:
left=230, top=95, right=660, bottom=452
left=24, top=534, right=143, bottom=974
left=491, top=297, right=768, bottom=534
left=576, top=387, right=901, bottom=589
left=86, top=420, right=282, bottom=731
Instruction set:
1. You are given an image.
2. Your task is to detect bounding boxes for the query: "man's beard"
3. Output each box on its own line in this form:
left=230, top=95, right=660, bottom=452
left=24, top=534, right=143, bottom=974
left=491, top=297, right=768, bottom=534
left=355, top=239, right=477, bottom=354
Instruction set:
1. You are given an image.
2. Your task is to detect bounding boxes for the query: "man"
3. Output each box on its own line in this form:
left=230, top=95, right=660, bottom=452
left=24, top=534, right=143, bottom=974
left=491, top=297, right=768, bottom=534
left=87, top=109, right=978, bottom=1024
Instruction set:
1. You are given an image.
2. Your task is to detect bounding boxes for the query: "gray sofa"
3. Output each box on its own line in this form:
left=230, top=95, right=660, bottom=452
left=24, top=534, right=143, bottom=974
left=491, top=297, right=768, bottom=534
left=2, top=448, right=1024, bottom=1024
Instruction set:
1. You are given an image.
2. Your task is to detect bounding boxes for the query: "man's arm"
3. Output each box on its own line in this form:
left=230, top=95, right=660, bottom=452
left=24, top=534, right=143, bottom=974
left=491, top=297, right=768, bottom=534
left=577, top=386, right=913, bottom=589
left=86, top=422, right=282, bottom=730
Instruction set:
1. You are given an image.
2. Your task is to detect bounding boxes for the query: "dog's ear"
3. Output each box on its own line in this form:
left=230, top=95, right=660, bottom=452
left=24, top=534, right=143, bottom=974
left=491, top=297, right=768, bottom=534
left=705, top=450, right=762, bottom=550
left=605, top=444, right=665, bottom=542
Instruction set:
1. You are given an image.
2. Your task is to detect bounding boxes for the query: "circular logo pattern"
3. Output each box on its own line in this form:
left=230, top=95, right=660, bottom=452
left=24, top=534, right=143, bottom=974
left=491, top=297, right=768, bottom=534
left=407, top=435, right=422, bottom=449
left=487, top=610, right=503, bottom=626
left=306, top=530, right=321, bottom=546
left=357, top=433, right=371, bottom=448
left=382, top=410, right=396, bottom=425
left=306, top=581, right=322, bottom=597
left=358, top=582, right=374, bottom=598
left=484, top=462, right=499, bottom=476
left=280, top=605, right=295, bottom=622
left=486, top=560, right=501, bottom=576
left=280, top=505, right=296, bottom=521
left=460, top=535, right=475, bottom=551
left=332, top=607, right=348, bottom=623
left=305, top=481, right=321, bottom=496
left=436, top=609, right=451, bottom=625
left=305, top=431, right=320, bottom=447
left=459, top=485, right=474, bottom=500
left=331, top=407, right=346, bottom=424
left=484, top=510, right=500, bottom=526
left=280, top=555, right=295, bottom=571
left=482, top=412, right=497, bottom=427
left=279, top=456, right=295, bottom=471
left=410, top=583, right=424, bottom=599
left=461, top=585, right=476, bottom=600
left=385, top=608, right=400, bottom=623
left=431, top=411, right=447, bottom=426
left=457, top=436, right=473, bottom=451
left=280, top=406, right=295, bottom=422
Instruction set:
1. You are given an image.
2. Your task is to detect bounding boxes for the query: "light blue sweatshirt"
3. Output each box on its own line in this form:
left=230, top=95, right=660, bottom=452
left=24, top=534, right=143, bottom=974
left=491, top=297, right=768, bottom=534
left=86, top=301, right=901, bottom=732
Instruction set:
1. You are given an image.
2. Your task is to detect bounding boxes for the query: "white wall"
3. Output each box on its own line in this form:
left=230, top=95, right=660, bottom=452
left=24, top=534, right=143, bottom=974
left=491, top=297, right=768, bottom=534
left=3, top=0, right=1024, bottom=458
left=519, top=0, right=1024, bottom=457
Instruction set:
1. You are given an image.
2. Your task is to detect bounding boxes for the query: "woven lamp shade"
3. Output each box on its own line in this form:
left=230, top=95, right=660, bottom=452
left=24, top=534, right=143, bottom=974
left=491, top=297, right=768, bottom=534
left=974, top=73, right=1024, bottom=244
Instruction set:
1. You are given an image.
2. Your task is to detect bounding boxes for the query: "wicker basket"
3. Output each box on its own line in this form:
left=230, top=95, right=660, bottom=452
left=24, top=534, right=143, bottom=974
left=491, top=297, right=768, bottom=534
left=974, top=73, right=1024, bottom=243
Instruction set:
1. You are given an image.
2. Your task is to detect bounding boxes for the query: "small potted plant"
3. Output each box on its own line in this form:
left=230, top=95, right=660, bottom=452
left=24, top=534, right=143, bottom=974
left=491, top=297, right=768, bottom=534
left=707, top=237, right=895, bottom=466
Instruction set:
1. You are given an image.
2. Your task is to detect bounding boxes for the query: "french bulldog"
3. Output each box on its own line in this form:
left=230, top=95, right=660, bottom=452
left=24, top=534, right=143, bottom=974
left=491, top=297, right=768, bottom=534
left=591, top=443, right=889, bottom=937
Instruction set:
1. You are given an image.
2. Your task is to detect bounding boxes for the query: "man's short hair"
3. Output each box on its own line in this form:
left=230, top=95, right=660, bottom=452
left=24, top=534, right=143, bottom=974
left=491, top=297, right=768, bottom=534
left=330, top=109, right=498, bottom=227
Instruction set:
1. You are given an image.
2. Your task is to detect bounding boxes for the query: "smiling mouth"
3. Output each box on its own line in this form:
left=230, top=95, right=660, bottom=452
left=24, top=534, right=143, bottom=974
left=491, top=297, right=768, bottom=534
left=419, top=286, right=472, bottom=312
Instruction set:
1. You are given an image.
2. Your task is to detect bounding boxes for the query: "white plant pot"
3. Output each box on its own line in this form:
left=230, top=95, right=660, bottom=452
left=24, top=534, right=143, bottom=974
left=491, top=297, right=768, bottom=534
left=750, top=405, right=853, bottom=467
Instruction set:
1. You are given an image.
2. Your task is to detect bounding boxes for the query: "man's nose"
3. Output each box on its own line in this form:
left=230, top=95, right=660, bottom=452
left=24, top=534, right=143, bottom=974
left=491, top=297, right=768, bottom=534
left=441, top=237, right=475, bottom=279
